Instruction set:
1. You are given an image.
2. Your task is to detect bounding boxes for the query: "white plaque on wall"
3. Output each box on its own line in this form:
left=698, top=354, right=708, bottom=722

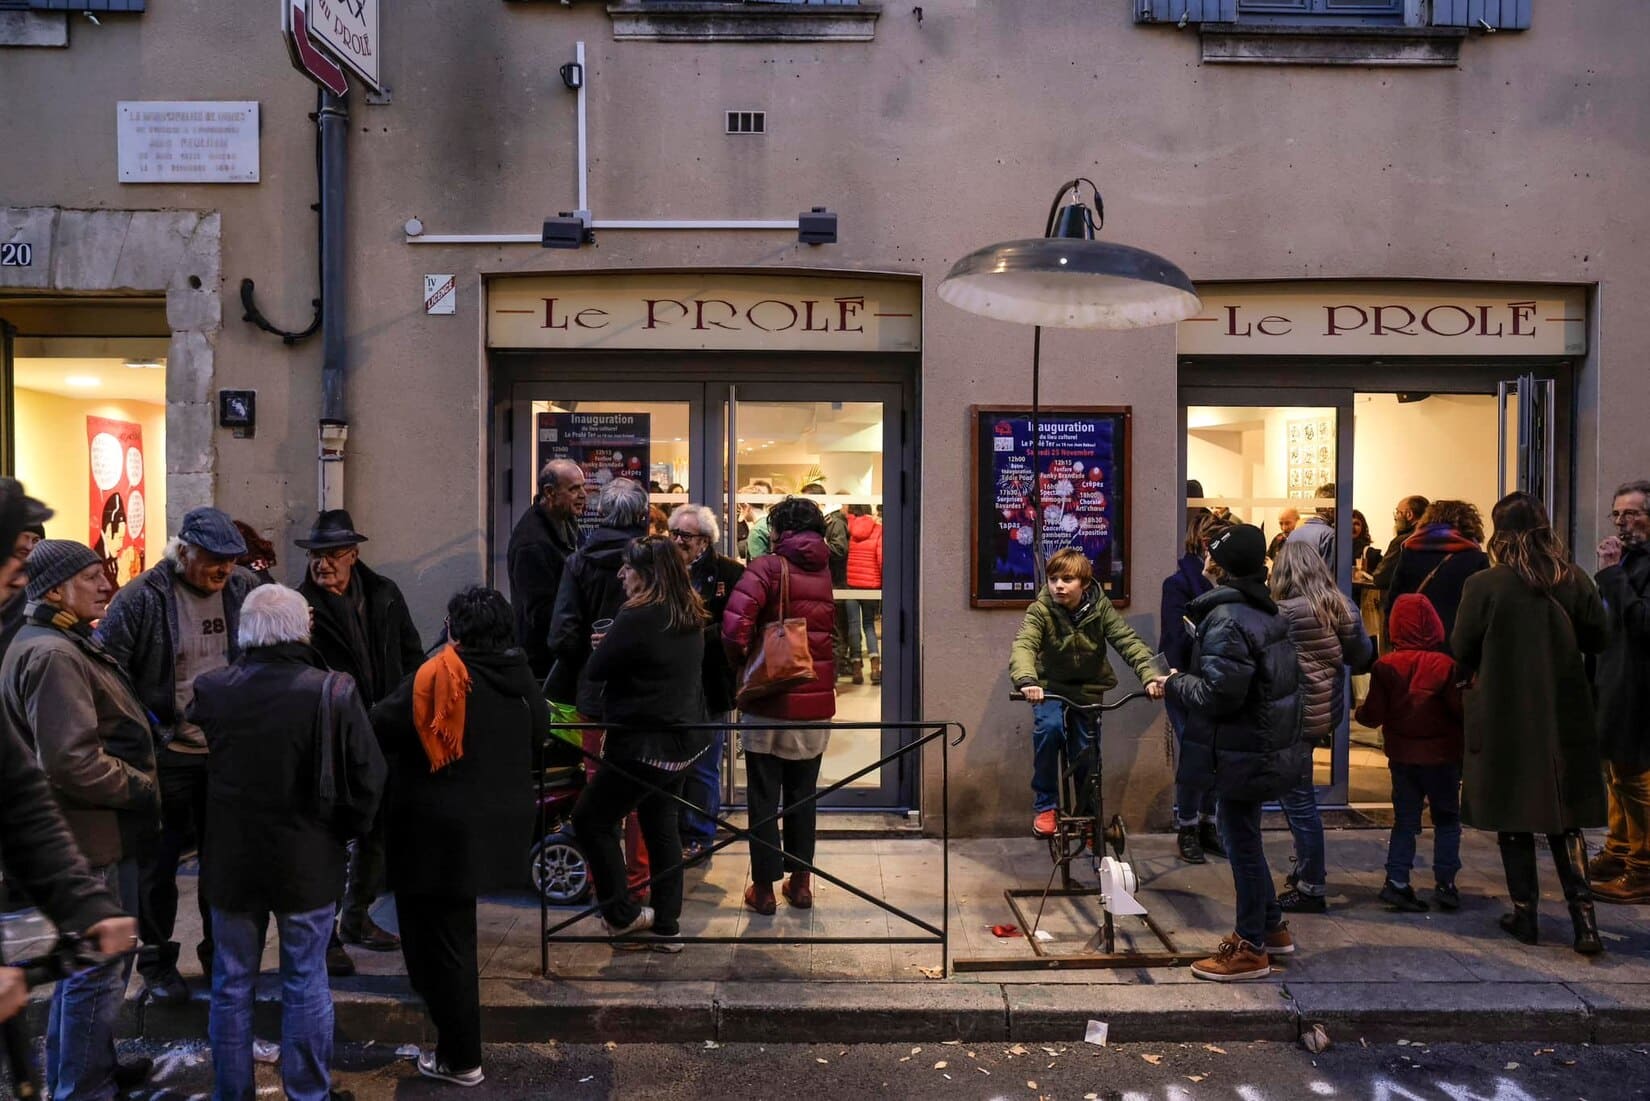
left=117, top=102, right=260, bottom=184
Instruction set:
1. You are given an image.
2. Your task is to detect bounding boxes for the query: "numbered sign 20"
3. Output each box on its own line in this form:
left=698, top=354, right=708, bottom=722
left=0, top=243, right=33, bottom=267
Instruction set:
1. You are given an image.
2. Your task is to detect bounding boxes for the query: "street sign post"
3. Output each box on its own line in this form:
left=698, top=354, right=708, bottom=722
left=282, top=0, right=348, bottom=97
left=307, top=0, right=381, bottom=91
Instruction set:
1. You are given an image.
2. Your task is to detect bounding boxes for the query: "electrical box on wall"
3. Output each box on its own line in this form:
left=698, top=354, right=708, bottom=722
left=218, top=390, right=256, bottom=438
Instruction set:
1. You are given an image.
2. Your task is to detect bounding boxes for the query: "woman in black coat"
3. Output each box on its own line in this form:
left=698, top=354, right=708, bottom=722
left=1453, top=493, right=1610, bottom=955
left=1382, top=499, right=1490, bottom=650
left=572, top=535, right=710, bottom=951
left=371, top=587, right=545, bottom=1088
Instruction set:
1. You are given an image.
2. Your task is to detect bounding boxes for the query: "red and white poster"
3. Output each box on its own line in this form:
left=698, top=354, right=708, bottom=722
left=87, top=416, right=147, bottom=585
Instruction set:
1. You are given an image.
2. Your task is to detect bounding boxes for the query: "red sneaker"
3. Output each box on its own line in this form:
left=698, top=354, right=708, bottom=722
left=1033, top=810, right=1058, bottom=837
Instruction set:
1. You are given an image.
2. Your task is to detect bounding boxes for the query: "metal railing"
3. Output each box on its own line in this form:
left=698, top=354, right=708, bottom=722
left=537, top=718, right=965, bottom=977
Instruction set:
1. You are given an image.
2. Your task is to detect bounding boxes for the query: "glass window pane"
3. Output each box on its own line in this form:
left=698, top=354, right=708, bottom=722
left=529, top=399, right=692, bottom=530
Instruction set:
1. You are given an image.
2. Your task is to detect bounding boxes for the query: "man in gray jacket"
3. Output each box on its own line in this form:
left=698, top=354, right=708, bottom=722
left=1287, top=482, right=1338, bottom=568
left=1, top=539, right=159, bottom=1099
left=97, top=507, right=258, bottom=1003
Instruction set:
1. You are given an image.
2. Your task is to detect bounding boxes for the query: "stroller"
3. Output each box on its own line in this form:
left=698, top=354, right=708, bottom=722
left=530, top=705, right=593, bottom=906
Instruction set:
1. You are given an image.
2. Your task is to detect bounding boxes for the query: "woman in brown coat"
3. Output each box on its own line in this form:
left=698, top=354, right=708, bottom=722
left=1453, top=492, right=1610, bottom=955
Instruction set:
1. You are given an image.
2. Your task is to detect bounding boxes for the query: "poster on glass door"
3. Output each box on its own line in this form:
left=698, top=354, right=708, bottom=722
left=87, top=415, right=147, bottom=586
left=537, top=412, right=651, bottom=530
left=970, top=406, right=1131, bottom=608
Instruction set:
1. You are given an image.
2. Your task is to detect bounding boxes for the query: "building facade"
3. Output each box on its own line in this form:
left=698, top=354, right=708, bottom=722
left=3, top=0, right=1645, bottom=834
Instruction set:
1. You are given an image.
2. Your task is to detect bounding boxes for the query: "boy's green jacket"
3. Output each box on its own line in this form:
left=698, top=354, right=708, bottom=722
left=1009, top=587, right=1156, bottom=703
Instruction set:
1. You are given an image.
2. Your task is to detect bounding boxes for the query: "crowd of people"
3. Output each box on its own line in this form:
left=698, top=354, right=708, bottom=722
left=0, top=457, right=1645, bottom=1090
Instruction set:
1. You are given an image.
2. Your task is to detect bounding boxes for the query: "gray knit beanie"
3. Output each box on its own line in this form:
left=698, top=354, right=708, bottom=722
left=25, top=540, right=106, bottom=602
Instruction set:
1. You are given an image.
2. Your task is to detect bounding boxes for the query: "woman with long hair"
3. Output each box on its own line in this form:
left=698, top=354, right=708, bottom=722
left=1454, top=492, right=1610, bottom=954
left=722, top=496, right=837, bottom=915
left=1383, top=499, right=1490, bottom=649
left=1268, top=542, right=1374, bottom=913
left=572, top=535, right=712, bottom=952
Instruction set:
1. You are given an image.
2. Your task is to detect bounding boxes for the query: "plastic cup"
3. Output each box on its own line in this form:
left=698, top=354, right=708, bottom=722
left=1145, top=652, right=1172, bottom=680
left=592, top=619, right=614, bottom=633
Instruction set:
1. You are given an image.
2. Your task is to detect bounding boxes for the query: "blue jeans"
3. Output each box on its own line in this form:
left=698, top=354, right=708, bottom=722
left=679, top=720, right=729, bottom=846
left=1167, top=707, right=1216, bottom=827
left=1216, top=797, right=1282, bottom=947
left=1031, top=700, right=1098, bottom=814
left=46, top=860, right=137, bottom=1101
left=1278, top=777, right=1326, bottom=894
left=210, top=903, right=335, bottom=1101
left=1385, top=762, right=1463, bottom=888
left=845, top=600, right=880, bottom=659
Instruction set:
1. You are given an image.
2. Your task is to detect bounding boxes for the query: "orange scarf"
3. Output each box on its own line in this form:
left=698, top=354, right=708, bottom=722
left=413, top=644, right=472, bottom=772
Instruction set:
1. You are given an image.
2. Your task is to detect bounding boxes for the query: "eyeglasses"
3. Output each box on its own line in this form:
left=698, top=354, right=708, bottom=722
left=1610, top=509, right=1646, bottom=522
left=668, top=530, right=705, bottom=542
left=307, top=547, right=357, bottom=562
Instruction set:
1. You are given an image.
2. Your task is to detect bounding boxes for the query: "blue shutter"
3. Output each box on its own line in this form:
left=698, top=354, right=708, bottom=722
left=29, top=0, right=145, bottom=9
left=1136, top=0, right=1238, bottom=24
left=1432, top=0, right=1530, bottom=29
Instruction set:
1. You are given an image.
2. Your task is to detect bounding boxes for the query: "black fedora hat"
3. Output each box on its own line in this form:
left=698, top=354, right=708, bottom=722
left=295, top=509, right=370, bottom=550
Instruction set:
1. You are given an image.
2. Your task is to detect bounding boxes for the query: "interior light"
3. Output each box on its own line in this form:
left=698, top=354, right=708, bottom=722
left=124, top=359, right=165, bottom=370
left=64, top=376, right=102, bottom=388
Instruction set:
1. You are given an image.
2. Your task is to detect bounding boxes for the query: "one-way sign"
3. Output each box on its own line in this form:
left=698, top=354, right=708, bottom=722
left=282, top=0, right=348, bottom=97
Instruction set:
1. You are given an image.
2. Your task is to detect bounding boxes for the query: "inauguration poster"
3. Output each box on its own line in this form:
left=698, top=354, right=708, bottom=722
left=971, top=406, right=1131, bottom=608
left=86, top=416, right=147, bottom=586
left=536, top=412, right=651, bottom=531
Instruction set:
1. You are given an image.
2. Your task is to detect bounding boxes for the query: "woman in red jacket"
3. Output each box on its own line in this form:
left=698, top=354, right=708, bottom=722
left=722, top=497, right=837, bottom=915
left=844, top=505, right=884, bottom=685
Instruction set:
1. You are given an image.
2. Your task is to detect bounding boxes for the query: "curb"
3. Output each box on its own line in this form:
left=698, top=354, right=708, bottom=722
left=34, top=978, right=1650, bottom=1046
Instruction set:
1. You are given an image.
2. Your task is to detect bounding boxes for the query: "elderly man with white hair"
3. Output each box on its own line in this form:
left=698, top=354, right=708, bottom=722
left=186, top=584, right=385, bottom=1101
left=668, top=503, right=745, bottom=862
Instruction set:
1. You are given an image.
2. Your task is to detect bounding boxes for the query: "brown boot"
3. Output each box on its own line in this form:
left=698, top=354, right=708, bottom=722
left=744, top=882, right=777, bottom=916
left=1594, top=868, right=1650, bottom=905
left=850, top=660, right=864, bottom=685
left=782, top=872, right=814, bottom=909
left=1588, top=849, right=1628, bottom=882
left=869, top=656, right=882, bottom=685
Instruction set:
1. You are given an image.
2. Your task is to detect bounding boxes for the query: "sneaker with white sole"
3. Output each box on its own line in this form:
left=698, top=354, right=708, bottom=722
left=617, top=930, right=684, bottom=954
left=417, top=1051, right=484, bottom=1087
left=1263, top=922, right=1296, bottom=956
left=602, top=906, right=655, bottom=938
left=1191, top=936, right=1272, bottom=982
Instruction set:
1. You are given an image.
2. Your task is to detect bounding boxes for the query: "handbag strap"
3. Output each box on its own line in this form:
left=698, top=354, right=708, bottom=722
left=779, top=557, right=791, bottom=618
left=1416, top=552, right=1457, bottom=595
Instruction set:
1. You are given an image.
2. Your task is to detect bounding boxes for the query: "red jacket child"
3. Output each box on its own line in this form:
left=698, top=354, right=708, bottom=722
left=1355, top=593, right=1464, bottom=766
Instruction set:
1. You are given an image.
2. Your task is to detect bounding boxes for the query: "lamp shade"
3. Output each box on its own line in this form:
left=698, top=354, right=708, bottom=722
left=938, top=237, right=1202, bottom=330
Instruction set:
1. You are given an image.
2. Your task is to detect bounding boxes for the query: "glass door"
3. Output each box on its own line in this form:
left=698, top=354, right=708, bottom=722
left=1181, top=388, right=1355, bottom=805
left=498, top=374, right=914, bottom=811
left=1498, top=373, right=1556, bottom=516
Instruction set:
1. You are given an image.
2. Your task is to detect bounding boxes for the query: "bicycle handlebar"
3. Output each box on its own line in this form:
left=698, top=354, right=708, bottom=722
left=4, top=936, right=125, bottom=1099
left=1009, top=688, right=1152, bottom=713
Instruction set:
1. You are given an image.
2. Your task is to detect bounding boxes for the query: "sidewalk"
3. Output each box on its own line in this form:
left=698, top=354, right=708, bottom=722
left=98, top=830, right=1650, bottom=1043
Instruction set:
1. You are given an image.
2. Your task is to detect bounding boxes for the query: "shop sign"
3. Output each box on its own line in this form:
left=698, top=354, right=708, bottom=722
left=424, top=274, right=457, bottom=315
left=489, top=273, right=921, bottom=353
left=117, top=102, right=260, bottom=184
left=970, top=406, right=1132, bottom=609
left=1178, top=282, right=1587, bottom=357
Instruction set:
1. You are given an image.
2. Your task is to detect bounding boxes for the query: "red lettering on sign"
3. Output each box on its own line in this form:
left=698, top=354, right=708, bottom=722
left=541, top=298, right=569, bottom=330
left=1257, top=314, right=1292, bottom=337
left=693, top=299, right=739, bottom=331
left=1225, top=305, right=1251, bottom=336
left=801, top=300, right=831, bottom=332
left=1509, top=300, right=1538, bottom=337
left=1324, top=305, right=1368, bottom=336
left=747, top=299, right=798, bottom=333
left=1372, top=305, right=1417, bottom=336
left=644, top=299, right=688, bottom=329
left=1476, top=306, right=1505, bottom=337
left=574, top=308, right=609, bottom=330
left=835, top=296, right=865, bottom=333
left=1420, top=305, right=1475, bottom=337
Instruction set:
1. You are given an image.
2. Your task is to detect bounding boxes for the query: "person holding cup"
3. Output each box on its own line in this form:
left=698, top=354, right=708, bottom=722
left=1007, top=547, right=1165, bottom=839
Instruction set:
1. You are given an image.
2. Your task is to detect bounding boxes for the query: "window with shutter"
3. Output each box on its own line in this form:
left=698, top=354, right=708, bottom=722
left=27, top=0, right=146, bottom=9
left=1432, top=0, right=1530, bottom=30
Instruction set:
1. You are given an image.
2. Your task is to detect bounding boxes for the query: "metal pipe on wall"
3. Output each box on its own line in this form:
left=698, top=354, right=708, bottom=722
left=318, top=88, right=349, bottom=511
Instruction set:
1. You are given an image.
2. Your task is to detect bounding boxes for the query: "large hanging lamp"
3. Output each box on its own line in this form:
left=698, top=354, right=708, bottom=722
left=939, top=178, right=1200, bottom=586
left=938, top=178, right=1201, bottom=329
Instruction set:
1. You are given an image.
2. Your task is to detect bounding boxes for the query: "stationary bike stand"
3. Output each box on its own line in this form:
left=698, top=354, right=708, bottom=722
left=953, top=691, right=1199, bottom=972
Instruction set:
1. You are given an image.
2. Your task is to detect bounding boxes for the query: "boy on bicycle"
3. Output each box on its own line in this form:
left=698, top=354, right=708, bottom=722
left=1009, top=547, right=1163, bottom=837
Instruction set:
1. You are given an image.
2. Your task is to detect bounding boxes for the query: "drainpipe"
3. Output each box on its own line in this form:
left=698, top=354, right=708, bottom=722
left=317, top=88, right=349, bottom=511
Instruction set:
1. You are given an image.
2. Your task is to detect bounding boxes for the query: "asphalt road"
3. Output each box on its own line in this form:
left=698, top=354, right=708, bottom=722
left=53, top=1038, right=1646, bottom=1100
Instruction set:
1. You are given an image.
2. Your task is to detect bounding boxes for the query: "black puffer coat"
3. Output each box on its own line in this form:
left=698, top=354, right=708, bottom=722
left=1167, top=581, right=1306, bottom=801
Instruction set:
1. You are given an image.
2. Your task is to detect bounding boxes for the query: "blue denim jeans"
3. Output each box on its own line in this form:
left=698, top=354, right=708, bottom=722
left=1278, top=777, right=1327, bottom=894
left=1385, top=762, right=1463, bottom=888
left=679, top=719, right=729, bottom=846
left=1216, top=797, right=1282, bottom=947
left=1031, top=700, right=1098, bottom=815
left=210, top=903, right=335, bottom=1101
left=845, top=600, right=880, bottom=659
left=45, top=860, right=137, bottom=1101
left=1166, top=706, right=1216, bottom=827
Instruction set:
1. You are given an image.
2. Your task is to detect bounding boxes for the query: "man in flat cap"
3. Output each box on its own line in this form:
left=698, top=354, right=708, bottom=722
left=296, top=509, right=424, bottom=968
left=98, top=506, right=262, bottom=1003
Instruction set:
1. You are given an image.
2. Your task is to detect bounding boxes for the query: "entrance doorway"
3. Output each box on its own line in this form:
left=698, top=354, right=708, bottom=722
left=492, top=357, right=918, bottom=812
left=1180, top=361, right=1572, bottom=808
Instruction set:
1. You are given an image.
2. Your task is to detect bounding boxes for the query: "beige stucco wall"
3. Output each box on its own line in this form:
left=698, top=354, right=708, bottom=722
left=3, top=0, right=1647, bottom=834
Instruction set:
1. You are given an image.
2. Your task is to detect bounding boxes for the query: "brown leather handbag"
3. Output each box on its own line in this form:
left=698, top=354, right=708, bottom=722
left=735, top=559, right=816, bottom=706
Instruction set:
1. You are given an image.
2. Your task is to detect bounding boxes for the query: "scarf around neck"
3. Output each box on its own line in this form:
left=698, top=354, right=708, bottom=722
left=413, top=644, right=472, bottom=772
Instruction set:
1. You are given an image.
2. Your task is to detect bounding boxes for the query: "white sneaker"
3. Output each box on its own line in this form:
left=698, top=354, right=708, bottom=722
left=417, top=1050, right=484, bottom=1087
left=602, top=906, right=655, bottom=938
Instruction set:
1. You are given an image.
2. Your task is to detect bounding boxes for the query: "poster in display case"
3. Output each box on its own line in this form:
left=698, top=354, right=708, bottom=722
left=970, top=405, right=1131, bottom=608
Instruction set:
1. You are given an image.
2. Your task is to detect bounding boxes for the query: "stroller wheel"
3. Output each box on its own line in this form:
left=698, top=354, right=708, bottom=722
left=532, top=831, right=593, bottom=906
